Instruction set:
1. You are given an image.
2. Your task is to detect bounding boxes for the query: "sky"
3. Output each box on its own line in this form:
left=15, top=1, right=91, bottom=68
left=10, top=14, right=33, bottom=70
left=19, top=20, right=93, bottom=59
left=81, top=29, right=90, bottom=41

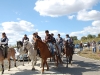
left=0, top=0, right=100, bottom=45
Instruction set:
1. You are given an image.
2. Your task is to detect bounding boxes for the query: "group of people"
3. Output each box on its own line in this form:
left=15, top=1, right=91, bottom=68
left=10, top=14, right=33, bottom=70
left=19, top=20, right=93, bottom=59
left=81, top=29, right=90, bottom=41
left=21, top=30, right=74, bottom=56
left=79, top=40, right=99, bottom=53
left=0, top=30, right=74, bottom=58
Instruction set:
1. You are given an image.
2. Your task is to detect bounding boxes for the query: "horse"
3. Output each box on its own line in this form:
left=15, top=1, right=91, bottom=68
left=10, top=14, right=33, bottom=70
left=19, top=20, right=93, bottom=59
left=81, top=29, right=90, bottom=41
left=63, top=41, right=73, bottom=67
left=23, top=40, right=37, bottom=70
left=0, top=46, right=16, bottom=74
left=49, top=43, right=63, bottom=63
left=34, top=38, right=59, bottom=73
left=17, top=41, right=30, bottom=66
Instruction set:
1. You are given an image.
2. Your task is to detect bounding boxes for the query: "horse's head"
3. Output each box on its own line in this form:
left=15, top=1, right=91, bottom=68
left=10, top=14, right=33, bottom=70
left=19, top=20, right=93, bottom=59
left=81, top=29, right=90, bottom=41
left=34, top=38, right=41, bottom=49
left=17, top=41, right=23, bottom=49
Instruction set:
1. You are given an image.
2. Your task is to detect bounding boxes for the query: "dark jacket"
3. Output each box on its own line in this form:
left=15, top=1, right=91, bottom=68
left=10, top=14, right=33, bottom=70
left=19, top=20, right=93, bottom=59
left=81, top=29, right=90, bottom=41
left=1, top=37, right=8, bottom=46
left=45, top=34, right=52, bottom=43
left=22, top=37, right=29, bottom=43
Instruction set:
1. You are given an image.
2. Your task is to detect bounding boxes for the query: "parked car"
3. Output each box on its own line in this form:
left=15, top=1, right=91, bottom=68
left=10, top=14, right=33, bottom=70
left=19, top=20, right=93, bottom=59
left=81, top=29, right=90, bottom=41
left=98, top=41, right=100, bottom=45
left=83, top=43, right=88, bottom=47
left=10, top=48, right=29, bottom=61
left=75, top=44, right=80, bottom=48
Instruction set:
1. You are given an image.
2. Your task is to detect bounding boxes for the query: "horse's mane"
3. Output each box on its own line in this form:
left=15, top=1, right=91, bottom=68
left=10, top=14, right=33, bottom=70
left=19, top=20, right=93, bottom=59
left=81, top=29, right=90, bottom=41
left=17, top=41, right=23, bottom=46
left=37, top=39, right=46, bottom=45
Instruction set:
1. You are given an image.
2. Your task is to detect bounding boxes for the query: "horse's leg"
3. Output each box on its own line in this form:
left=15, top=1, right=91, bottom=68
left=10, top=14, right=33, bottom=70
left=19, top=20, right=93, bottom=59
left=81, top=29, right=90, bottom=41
left=1, top=61, right=4, bottom=74
left=42, top=59, right=45, bottom=73
left=45, top=60, right=49, bottom=71
left=40, top=58, right=43, bottom=68
left=55, top=53, right=58, bottom=67
left=66, top=56, right=68, bottom=68
left=69, top=55, right=72, bottom=66
left=23, top=58, right=24, bottom=66
left=50, top=57, right=51, bottom=62
left=32, top=55, right=37, bottom=70
left=13, top=57, right=17, bottom=67
left=28, top=56, right=30, bottom=64
left=31, top=60, right=35, bottom=70
left=8, top=59, right=11, bottom=71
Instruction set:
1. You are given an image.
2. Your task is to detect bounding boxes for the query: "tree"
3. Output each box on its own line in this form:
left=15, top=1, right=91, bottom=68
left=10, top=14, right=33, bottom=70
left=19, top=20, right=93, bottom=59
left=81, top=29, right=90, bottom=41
left=87, top=34, right=93, bottom=39
left=81, top=36, right=87, bottom=40
left=98, top=33, right=100, bottom=38
left=71, top=36, right=78, bottom=40
left=92, top=35, right=96, bottom=38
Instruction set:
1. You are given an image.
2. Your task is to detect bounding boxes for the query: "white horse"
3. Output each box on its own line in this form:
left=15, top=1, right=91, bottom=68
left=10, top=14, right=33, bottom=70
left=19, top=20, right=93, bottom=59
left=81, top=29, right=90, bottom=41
left=17, top=41, right=30, bottom=66
left=23, top=40, right=37, bottom=70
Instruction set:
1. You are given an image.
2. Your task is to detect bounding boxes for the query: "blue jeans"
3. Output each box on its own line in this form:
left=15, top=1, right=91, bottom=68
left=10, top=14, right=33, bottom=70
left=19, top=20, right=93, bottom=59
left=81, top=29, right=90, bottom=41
left=48, top=43, right=54, bottom=55
left=80, top=47, right=83, bottom=51
left=92, top=47, right=96, bottom=53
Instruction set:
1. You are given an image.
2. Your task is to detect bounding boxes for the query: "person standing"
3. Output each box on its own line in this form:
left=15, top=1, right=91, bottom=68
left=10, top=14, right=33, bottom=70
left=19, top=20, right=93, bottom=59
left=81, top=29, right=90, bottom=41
left=92, top=40, right=96, bottom=53
left=80, top=41, right=83, bottom=51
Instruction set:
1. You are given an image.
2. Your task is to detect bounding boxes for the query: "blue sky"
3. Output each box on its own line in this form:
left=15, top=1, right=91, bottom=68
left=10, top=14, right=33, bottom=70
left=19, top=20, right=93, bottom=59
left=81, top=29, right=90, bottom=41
left=0, top=0, right=100, bottom=45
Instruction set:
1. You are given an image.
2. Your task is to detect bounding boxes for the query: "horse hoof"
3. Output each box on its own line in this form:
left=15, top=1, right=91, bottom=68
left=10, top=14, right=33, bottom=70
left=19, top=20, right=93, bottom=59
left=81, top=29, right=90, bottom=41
left=32, top=68, right=35, bottom=71
left=2, top=72, right=4, bottom=74
left=41, top=71, right=44, bottom=74
left=8, top=70, right=10, bottom=71
left=15, top=65, right=17, bottom=67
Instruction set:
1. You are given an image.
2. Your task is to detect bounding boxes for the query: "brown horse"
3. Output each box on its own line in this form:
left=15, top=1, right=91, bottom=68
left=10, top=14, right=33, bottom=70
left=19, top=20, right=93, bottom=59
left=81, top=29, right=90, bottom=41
left=34, top=38, right=59, bottom=73
left=0, top=46, right=16, bottom=74
left=64, top=41, right=73, bottom=67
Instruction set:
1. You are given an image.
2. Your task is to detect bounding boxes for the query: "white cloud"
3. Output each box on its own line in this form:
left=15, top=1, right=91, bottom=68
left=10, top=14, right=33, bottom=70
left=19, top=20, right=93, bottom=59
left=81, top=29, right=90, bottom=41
left=77, top=10, right=100, bottom=21
left=34, top=0, right=99, bottom=17
left=0, top=20, right=35, bottom=45
left=70, top=20, right=100, bottom=39
left=0, top=20, right=66, bottom=45
left=68, top=15, right=75, bottom=19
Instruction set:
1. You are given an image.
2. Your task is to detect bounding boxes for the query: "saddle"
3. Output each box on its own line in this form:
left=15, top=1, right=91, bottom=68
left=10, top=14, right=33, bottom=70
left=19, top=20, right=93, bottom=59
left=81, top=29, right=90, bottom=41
left=0, top=46, right=8, bottom=58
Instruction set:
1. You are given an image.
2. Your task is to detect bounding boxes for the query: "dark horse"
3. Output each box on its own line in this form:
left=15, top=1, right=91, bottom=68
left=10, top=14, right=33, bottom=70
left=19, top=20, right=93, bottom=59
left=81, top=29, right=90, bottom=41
left=0, top=46, right=16, bottom=74
left=64, top=41, right=73, bottom=67
left=34, top=38, right=59, bottom=73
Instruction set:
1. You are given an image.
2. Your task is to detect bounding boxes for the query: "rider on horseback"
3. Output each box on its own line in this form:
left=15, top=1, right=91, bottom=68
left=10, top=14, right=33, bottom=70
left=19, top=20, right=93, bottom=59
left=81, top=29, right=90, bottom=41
left=56, top=34, right=63, bottom=52
left=22, top=34, right=29, bottom=43
left=65, top=34, right=71, bottom=44
left=65, top=34, right=74, bottom=54
left=22, top=34, right=29, bottom=53
left=51, top=33, right=56, bottom=44
left=0, top=32, right=9, bottom=58
left=45, top=30, right=54, bottom=55
left=35, top=32, right=41, bottom=57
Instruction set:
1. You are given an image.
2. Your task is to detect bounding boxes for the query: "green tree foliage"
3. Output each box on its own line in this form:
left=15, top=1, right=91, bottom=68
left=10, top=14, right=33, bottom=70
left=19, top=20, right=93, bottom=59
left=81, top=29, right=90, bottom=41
left=81, top=36, right=87, bottom=40
left=87, top=34, right=96, bottom=39
left=98, top=33, right=100, bottom=38
left=71, top=36, right=78, bottom=40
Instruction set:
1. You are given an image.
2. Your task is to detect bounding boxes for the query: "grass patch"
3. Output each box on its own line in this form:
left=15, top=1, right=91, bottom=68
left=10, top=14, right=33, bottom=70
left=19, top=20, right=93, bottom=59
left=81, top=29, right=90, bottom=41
left=78, top=49, right=100, bottom=60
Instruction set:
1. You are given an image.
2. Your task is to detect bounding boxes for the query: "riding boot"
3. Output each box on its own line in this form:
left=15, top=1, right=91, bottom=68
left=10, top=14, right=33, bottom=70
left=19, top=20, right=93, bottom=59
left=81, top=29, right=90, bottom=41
left=3, top=48, right=6, bottom=58
left=5, top=46, right=7, bottom=58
